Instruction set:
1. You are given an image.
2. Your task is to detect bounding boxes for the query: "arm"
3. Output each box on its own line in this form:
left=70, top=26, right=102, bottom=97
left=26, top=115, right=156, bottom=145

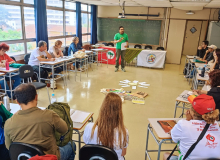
left=203, top=50, right=209, bottom=60
left=125, top=41, right=129, bottom=48
left=37, top=56, right=54, bottom=62
left=44, top=50, right=53, bottom=59
left=52, top=111, right=68, bottom=134
left=210, top=61, right=217, bottom=71
left=4, top=122, right=12, bottom=149
left=121, top=148, right=127, bottom=157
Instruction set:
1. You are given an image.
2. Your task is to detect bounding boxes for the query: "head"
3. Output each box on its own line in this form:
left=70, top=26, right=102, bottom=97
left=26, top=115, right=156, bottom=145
left=38, top=41, right=47, bottom=51
left=72, top=37, right=79, bottom=44
left=55, top=40, right=62, bottom=48
left=202, top=41, right=209, bottom=49
left=119, top=26, right=124, bottom=34
left=214, top=49, right=220, bottom=64
left=190, top=94, right=219, bottom=124
left=14, top=84, right=38, bottom=109
left=208, top=45, right=217, bottom=53
left=0, top=43, right=10, bottom=56
left=91, top=93, right=127, bottom=149
left=209, top=70, right=220, bottom=88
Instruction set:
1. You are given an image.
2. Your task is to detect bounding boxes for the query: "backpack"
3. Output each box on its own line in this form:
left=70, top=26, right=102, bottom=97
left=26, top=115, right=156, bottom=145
left=47, top=102, right=75, bottom=152
left=63, top=47, right=69, bottom=56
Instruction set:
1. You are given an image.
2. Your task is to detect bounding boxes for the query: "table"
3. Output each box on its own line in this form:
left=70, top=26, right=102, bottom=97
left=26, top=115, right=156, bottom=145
left=74, top=55, right=89, bottom=81
left=10, top=103, right=94, bottom=154
left=91, top=48, right=108, bottom=68
left=174, top=90, right=191, bottom=118
left=63, top=56, right=76, bottom=81
left=137, top=50, right=166, bottom=69
left=0, top=67, right=19, bottom=100
left=39, top=59, right=67, bottom=91
left=145, top=118, right=181, bottom=160
left=85, top=50, right=94, bottom=71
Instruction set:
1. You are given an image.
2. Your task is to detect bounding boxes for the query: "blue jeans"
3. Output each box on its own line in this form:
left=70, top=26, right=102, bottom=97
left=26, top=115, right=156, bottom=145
left=59, top=142, right=76, bottom=160
left=0, top=74, right=21, bottom=98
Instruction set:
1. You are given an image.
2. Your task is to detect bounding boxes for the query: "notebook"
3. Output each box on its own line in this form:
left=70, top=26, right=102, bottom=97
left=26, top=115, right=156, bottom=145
left=157, top=120, right=177, bottom=133
left=70, top=109, right=92, bottom=123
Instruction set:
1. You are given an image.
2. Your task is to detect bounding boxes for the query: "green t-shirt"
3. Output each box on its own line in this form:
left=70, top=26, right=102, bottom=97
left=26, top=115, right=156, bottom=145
left=114, top=33, right=128, bottom=49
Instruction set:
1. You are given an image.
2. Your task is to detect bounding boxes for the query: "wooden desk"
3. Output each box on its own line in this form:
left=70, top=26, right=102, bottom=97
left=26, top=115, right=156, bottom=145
left=174, top=90, right=191, bottom=118
left=145, top=118, right=182, bottom=160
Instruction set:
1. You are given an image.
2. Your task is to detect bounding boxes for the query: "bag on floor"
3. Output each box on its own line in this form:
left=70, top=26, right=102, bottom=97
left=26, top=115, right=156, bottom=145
left=183, top=63, right=190, bottom=75
left=47, top=102, right=75, bottom=153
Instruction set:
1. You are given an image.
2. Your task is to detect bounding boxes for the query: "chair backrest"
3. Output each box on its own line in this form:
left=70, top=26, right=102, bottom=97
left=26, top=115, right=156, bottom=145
left=10, top=56, right=16, bottom=62
left=134, top=44, right=142, bottom=49
left=19, top=65, right=34, bottom=80
left=24, top=54, right=31, bottom=64
left=63, top=46, right=69, bottom=56
left=107, top=43, right=114, bottom=47
left=157, top=47, right=165, bottom=50
left=102, top=42, right=108, bottom=46
left=79, top=144, right=118, bottom=160
left=145, top=45, right=152, bottom=50
left=9, top=142, right=45, bottom=160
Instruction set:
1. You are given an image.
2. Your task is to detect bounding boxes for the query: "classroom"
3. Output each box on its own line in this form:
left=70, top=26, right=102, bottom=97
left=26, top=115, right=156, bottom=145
left=0, top=0, right=220, bottom=160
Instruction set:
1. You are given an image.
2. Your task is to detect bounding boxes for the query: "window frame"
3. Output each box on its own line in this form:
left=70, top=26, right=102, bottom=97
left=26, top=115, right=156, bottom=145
left=81, top=3, right=91, bottom=43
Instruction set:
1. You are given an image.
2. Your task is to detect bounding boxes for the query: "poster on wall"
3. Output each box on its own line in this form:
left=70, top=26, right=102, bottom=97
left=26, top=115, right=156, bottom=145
left=97, top=47, right=121, bottom=65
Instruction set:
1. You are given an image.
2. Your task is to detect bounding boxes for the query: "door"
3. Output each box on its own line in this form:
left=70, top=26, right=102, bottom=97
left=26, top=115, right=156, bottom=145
left=182, top=21, right=202, bottom=56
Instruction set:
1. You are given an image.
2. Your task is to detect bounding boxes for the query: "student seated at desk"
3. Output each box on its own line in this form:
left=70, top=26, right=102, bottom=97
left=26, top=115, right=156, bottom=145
left=210, top=49, right=220, bottom=71
left=28, top=41, right=62, bottom=82
left=197, top=40, right=209, bottom=58
left=4, top=84, right=76, bottom=160
left=68, top=37, right=85, bottom=71
left=0, top=43, right=21, bottom=99
left=164, top=94, right=220, bottom=160
left=200, top=45, right=217, bottom=63
left=193, top=70, right=220, bottom=119
left=83, top=93, right=129, bottom=160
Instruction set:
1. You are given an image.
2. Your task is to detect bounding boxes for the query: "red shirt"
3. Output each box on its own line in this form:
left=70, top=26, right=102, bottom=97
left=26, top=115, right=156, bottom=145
left=0, top=54, right=14, bottom=63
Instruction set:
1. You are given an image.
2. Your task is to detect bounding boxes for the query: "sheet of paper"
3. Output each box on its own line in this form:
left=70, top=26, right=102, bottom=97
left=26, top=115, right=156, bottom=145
left=123, top=80, right=131, bottom=83
left=138, top=85, right=148, bottom=88
left=121, top=42, right=127, bottom=51
left=122, top=85, right=130, bottom=88
left=139, top=84, right=150, bottom=86
left=71, top=110, right=91, bottom=123
left=119, top=81, right=129, bottom=84
left=132, top=86, right=136, bottom=89
left=133, top=80, right=139, bottom=83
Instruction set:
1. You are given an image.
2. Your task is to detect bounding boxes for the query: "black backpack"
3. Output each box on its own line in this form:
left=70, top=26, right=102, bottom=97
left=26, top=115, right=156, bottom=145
left=63, top=47, right=69, bottom=56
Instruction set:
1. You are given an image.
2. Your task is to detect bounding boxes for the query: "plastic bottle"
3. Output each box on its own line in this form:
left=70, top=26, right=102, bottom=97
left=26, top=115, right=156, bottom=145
left=193, top=57, right=196, bottom=62
left=6, top=60, right=9, bottom=70
left=51, top=94, right=57, bottom=104
left=3, top=94, right=10, bottom=111
left=71, top=51, right=73, bottom=58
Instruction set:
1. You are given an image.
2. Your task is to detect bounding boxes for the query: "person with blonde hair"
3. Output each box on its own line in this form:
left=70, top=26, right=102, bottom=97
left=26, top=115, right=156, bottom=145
left=164, top=94, right=220, bottom=160
left=83, top=93, right=129, bottom=160
left=48, top=40, right=63, bottom=58
left=68, top=37, right=85, bottom=71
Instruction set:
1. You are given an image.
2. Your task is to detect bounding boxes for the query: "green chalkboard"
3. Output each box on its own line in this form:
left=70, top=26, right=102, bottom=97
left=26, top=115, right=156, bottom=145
left=97, top=18, right=162, bottom=45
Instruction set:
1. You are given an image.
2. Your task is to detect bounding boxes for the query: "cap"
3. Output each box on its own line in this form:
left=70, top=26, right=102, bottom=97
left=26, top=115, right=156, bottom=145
left=192, top=94, right=216, bottom=115
left=208, top=45, right=217, bottom=50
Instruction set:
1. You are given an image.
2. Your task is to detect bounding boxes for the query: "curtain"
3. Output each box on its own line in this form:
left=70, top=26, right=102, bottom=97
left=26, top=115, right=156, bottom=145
left=34, top=0, right=49, bottom=48
left=76, top=2, right=82, bottom=46
left=91, top=5, right=98, bottom=44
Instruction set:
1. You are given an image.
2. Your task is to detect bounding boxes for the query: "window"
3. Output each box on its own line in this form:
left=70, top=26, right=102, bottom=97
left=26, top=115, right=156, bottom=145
left=47, top=9, right=63, bottom=37
left=24, top=7, right=35, bottom=38
left=65, top=11, right=76, bottom=35
left=65, top=1, right=76, bottom=10
left=47, top=0, right=63, bottom=8
left=7, top=43, right=24, bottom=56
left=0, top=5, right=22, bottom=41
left=82, top=35, right=88, bottom=43
left=66, top=37, right=73, bottom=46
left=27, top=41, right=36, bottom=53
left=82, top=13, right=88, bottom=34
left=81, top=4, right=87, bottom=11
left=24, top=0, right=34, bottom=4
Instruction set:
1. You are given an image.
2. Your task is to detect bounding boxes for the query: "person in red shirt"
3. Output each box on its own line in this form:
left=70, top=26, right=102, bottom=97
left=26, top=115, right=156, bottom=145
left=0, top=43, right=21, bottom=99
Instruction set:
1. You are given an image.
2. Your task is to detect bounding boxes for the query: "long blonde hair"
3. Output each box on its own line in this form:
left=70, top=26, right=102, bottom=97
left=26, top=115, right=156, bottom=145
left=91, top=93, right=127, bottom=149
left=55, top=40, right=62, bottom=47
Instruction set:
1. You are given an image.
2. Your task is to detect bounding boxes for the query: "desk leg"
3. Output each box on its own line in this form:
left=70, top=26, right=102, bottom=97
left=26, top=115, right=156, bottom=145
left=87, top=58, right=88, bottom=77
left=75, top=60, right=77, bottom=81
left=9, top=73, right=13, bottom=102
left=73, top=129, right=81, bottom=154
left=63, top=62, right=66, bottom=87
left=4, top=76, right=6, bottom=96
left=157, top=139, right=165, bottom=160
left=80, top=59, right=82, bottom=81
left=52, top=66, right=54, bottom=92
left=173, top=101, right=180, bottom=118
left=145, top=123, right=150, bottom=160
left=39, top=65, right=41, bottom=83
left=181, top=102, right=185, bottom=118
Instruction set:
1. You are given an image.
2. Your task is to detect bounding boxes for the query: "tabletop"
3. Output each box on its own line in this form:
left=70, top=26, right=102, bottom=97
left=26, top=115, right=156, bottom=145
left=186, top=55, right=199, bottom=59
left=0, top=67, right=19, bottom=73
left=0, top=73, right=5, bottom=76
left=40, top=59, right=67, bottom=65
left=148, top=118, right=182, bottom=139
left=176, top=90, right=191, bottom=103
left=196, top=72, right=209, bottom=81
left=85, top=50, right=93, bottom=54
left=10, top=103, right=94, bottom=130
left=91, top=49, right=107, bottom=52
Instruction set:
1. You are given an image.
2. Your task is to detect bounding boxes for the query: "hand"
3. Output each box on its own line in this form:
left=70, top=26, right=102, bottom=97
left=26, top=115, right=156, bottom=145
left=214, top=54, right=218, bottom=62
left=50, top=58, right=55, bottom=61
left=0, top=63, right=5, bottom=67
left=82, top=49, right=85, bottom=52
left=124, top=45, right=128, bottom=48
left=193, top=90, right=201, bottom=95
left=198, top=46, right=202, bottom=50
left=206, top=50, right=209, bottom=54
left=185, top=110, right=193, bottom=121
left=206, top=80, right=210, bottom=85
left=118, top=38, right=123, bottom=43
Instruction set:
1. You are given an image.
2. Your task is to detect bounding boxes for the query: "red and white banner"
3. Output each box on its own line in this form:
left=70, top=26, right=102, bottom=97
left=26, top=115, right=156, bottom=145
left=97, top=47, right=121, bottom=65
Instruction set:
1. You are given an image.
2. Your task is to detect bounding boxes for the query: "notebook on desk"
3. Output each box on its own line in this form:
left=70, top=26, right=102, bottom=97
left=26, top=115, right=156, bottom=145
left=70, top=109, right=92, bottom=124
left=157, top=120, right=176, bottom=133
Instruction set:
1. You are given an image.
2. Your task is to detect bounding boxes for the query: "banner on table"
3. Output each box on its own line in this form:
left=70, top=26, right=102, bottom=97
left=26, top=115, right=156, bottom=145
left=97, top=47, right=121, bottom=65
left=137, top=50, right=166, bottom=68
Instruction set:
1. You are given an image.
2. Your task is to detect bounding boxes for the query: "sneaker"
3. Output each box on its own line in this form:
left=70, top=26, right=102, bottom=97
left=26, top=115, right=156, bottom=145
left=115, top=68, right=118, bottom=72
left=184, top=75, right=192, bottom=79
left=121, top=68, right=126, bottom=72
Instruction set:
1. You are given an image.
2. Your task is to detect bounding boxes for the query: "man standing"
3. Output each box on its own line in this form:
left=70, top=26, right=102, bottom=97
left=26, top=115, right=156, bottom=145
left=114, top=26, right=129, bottom=72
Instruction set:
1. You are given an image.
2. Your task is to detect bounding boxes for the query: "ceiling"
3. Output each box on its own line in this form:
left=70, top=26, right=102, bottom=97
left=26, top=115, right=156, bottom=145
left=71, top=0, right=220, bottom=10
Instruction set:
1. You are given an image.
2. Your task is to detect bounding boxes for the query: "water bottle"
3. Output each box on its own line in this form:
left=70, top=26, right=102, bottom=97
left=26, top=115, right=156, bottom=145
left=6, top=60, right=9, bottom=70
left=51, top=94, right=57, bottom=104
left=3, top=94, right=10, bottom=111
left=193, top=57, right=196, bottom=62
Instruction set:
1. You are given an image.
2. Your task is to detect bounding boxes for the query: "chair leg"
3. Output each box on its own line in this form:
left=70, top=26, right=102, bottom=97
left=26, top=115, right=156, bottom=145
left=47, top=87, right=51, bottom=104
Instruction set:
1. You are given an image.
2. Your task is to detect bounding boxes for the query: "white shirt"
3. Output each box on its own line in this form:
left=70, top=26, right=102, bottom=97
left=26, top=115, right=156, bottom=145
left=48, top=46, right=61, bottom=58
left=28, top=47, right=47, bottom=66
left=171, top=119, right=220, bottom=160
left=83, top=123, right=129, bottom=160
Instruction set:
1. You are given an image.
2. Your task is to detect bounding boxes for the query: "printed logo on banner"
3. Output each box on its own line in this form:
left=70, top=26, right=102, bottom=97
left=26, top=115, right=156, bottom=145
left=146, top=54, right=156, bottom=64
left=106, top=50, right=115, bottom=59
